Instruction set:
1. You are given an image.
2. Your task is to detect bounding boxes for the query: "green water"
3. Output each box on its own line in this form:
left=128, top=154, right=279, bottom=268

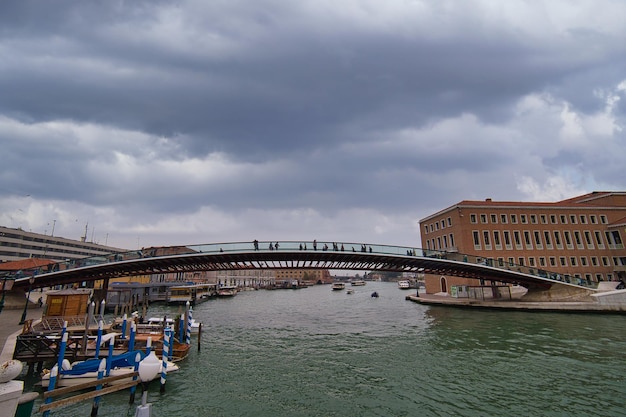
left=32, top=282, right=626, bottom=416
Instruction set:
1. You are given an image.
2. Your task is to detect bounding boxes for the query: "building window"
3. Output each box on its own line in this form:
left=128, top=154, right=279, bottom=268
left=430, top=224, right=434, bottom=232
left=518, top=257, right=525, bottom=266
left=508, top=257, right=515, bottom=267
left=524, top=231, right=532, bottom=248
left=553, top=231, right=562, bottom=248
left=574, top=231, right=583, bottom=248
left=564, top=231, right=573, bottom=248
left=530, top=214, right=537, bottom=224
left=470, top=214, right=477, bottom=223
left=493, top=231, right=501, bottom=248
left=560, top=257, right=567, bottom=266
left=473, top=231, right=480, bottom=248
left=580, top=257, right=588, bottom=266
left=514, top=231, right=522, bottom=247
left=437, top=237, right=442, bottom=249
left=543, top=231, right=552, bottom=249
left=595, top=231, right=605, bottom=248
left=447, top=217, right=452, bottom=227
left=595, top=273, right=603, bottom=282
left=590, top=215, right=597, bottom=224
left=449, top=234, right=455, bottom=248
left=528, top=257, right=536, bottom=267
left=540, top=214, right=547, bottom=224
left=570, top=257, right=577, bottom=266
left=504, top=231, right=511, bottom=248
left=560, top=214, right=567, bottom=224
left=591, top=257, right=598, bottom=266
left=435, top=222, right=439, bottom=231
left=441, top=220, right=445, bottom=229
left=549, top=257, right=556, bottom=267
left=500, top=214, right=507, bottom=224
left=511, top=214, right=517, bottom=224
left=539, top=257, right=546, bottom=267
left=580, top=215, right=587, bottom=224
left=424, top=225, right=429, bottom=235
left=550, top=214, right=557, bottom=224
left=570, top=215, right=577, bottom=224
left=534, top=231, right=542, bottom=248
left=602, top=257, right=610, bottom=266
left=584, top=231, right=593, bottom=249
left=480, top=214, right=487, bottom=223
left=483, top=231, right=491, bottom=247
left=600, top=215, right=607, bottom=224
left=443, top=235, right=448, bottom=248
left=521, top=214, right=527, bottom=224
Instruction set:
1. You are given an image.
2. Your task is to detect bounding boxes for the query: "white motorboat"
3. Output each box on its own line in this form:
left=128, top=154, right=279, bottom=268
left=350, top=280, right=366, bottom=286
left=398, top=280, right=411, bottom=289
left=41, top=351, right=179, bottom=388
left=331, top=282, right=346, bottom=291
left=217, top=285, right=238, bottom=297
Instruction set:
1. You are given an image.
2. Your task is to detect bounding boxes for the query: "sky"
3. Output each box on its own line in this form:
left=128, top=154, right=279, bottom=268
left=1, top=0, right=625, bottom=251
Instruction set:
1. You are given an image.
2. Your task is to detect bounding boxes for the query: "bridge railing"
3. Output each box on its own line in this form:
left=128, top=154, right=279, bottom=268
left=22, top=240, right=597, bottom=289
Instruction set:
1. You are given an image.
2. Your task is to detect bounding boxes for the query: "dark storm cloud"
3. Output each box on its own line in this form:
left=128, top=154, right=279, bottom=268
left=1, top=0, right=625, bottom=247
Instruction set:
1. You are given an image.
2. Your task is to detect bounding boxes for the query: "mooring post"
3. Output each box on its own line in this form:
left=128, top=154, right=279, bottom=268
left=129, top=352, right=141, bottom=405
left=95, top=320, right=103, bottom=358
left=42, top=365, right=58, bottom=417
left=90, top=359, right=106, bottom=417
left=197, top=323, right=202, bottom=352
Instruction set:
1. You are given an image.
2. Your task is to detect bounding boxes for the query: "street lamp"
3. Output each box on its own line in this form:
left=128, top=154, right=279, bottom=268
left=19, top=277, right=35, bottom=325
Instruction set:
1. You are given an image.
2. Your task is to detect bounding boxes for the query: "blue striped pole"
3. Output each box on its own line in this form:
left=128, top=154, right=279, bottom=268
left=129, top=352, right=141, bottom=404
left=186, top=306, right=192, bottom=345
left=95, top=320, right=103, bottom=358
left=121, top=313, right=128, bottom=339
left=179, top=313, right=185, bottom=342
left=56, top=323, right=68, bottom=372
left=90, top=359, right=106, bottom=416
left=129, top=321, right=136, bottom=352
left=160, top=329, right=170, bottom=393
left=105, top=335, right=115, bottom=376
left=167, top=326, right=174, bottom=360
left=42, top=365, right=58, bottom=417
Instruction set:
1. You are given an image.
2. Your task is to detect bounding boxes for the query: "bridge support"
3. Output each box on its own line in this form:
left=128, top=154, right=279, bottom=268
left=521, top=283, right=594, bottom=302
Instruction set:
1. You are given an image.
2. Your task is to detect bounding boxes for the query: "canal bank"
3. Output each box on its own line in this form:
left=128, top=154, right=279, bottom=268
left=406, top=291, right=626, bottom=313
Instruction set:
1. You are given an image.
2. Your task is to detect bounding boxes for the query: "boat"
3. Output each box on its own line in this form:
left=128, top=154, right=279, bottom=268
left=40, top=350, right=179, bottom=388
left=346, top=288, right=354, bottom=294
left=331, top=282, right=346, bottom=291
left=398, top=280, right=411, bottom=289
left=350, top=280, right=366, bottom=286
left=139, top=316, right=200, bottom=335
left=217, top=285, right=238, bottom=297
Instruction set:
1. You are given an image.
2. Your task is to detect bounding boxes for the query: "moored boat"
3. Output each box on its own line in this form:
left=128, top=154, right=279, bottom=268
left=217, top=285, right=238, bottom=297
left=398, top=280, right=410, bottom=289
left=40, top=351, right=179, bottom=388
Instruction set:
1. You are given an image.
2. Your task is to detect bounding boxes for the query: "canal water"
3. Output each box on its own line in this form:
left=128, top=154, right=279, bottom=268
left=30, top=282, right=626, bottom=416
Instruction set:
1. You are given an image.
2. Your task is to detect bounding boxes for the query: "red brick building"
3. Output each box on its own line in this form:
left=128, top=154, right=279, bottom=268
left=419, top=191, right=626, bottom=294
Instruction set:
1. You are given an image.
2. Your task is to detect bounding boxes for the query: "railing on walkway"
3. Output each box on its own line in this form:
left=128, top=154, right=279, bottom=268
left=16, top=240, right=599, bottom=290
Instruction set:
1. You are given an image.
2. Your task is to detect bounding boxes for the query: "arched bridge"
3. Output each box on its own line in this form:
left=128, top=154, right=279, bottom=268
left=12, top=241, right=594, bottom=294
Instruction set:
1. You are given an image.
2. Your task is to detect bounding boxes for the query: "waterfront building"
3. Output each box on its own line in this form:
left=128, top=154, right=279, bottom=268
left=0, top=225, right=125, bottom=263
left=419, top=191, right=626, bottom=294
left=273, top=269, right=332, bottom=284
